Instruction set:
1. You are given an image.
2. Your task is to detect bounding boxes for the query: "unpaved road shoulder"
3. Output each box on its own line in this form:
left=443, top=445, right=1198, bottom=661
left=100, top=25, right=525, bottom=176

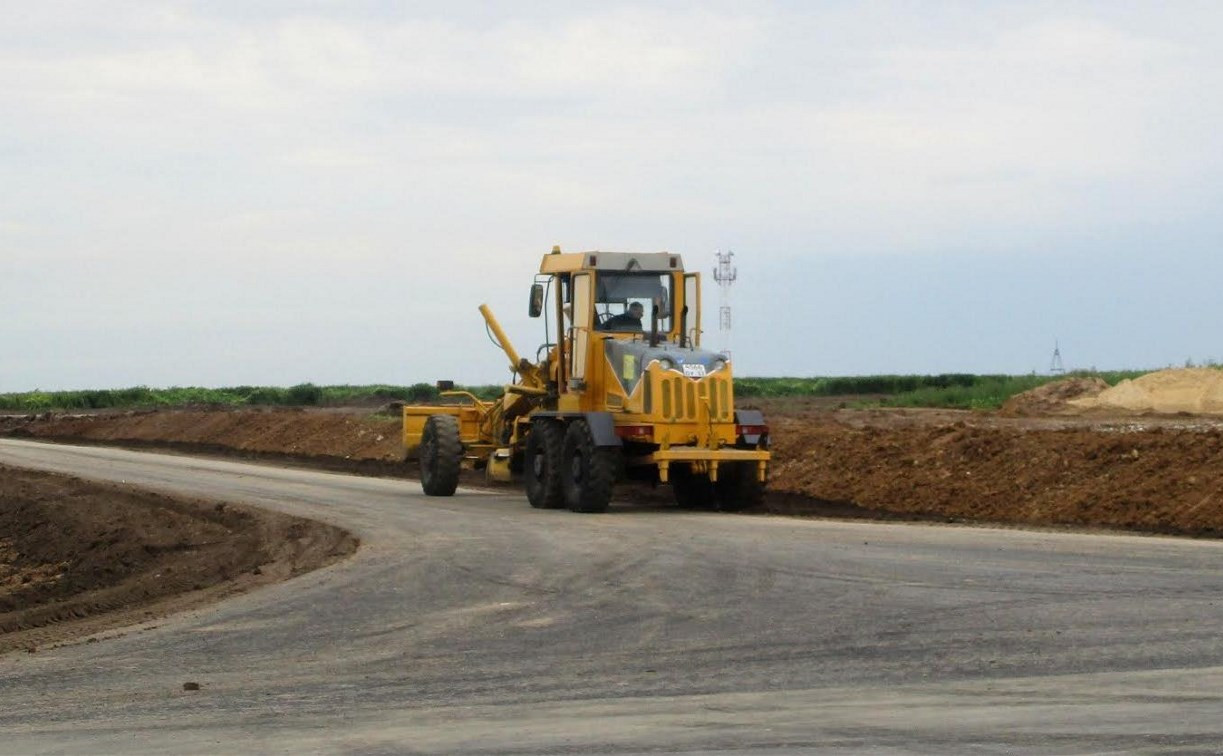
left=0, top=463, right=356, bottom=654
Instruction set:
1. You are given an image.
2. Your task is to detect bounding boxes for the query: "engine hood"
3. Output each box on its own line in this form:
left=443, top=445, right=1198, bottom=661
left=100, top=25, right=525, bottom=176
left=603, top=337, right=729, bottom=395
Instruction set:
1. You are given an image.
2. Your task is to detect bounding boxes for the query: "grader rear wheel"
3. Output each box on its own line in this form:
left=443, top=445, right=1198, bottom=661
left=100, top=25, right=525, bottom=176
left=561, top=419, right=617, bottom=513
left=525, top=420, right=564, bottom=509
left=419, top=415, right=462, bottom=496
left=671, top=467, right=713, bottom=509
left=714, top=463, right=765, bottom=511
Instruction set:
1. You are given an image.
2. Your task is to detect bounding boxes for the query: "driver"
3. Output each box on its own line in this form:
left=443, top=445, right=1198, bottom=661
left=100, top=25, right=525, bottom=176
left=601, top=301, right=644, bottom=331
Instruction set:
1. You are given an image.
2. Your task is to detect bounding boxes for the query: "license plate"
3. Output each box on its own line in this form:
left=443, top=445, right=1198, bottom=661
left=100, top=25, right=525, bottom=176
left=682, top=363, right=706, bottom=378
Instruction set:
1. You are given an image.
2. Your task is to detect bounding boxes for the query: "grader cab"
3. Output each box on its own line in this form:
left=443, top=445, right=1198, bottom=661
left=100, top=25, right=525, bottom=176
left=403, top=246, right=770, bottom=513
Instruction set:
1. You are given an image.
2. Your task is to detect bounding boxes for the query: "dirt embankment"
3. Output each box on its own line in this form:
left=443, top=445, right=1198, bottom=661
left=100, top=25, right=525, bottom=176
left=3, top=408, right=404, bottom=466
left=0, top=464, right=357, bottom=654
left=764, top=410, right=1223, bottom=535
left=7, top=390, right=1223, bottom=536
left=1000, top=377, right=1109, bottom=416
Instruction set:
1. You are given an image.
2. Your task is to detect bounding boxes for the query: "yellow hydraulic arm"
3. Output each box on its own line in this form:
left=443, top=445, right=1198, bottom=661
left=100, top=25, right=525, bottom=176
left=479, top=304, right=547, bottom=391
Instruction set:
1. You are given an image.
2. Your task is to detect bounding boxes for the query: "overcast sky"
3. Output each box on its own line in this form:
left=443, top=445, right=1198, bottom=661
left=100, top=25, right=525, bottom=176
left=3, top=1, right=1222, bottom=391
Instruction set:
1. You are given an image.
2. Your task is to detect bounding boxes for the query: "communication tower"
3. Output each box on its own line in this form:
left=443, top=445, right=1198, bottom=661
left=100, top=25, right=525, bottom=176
left=1049, top=340, right=1065, bottom=374
left=713, top=249, right=737, bottom=358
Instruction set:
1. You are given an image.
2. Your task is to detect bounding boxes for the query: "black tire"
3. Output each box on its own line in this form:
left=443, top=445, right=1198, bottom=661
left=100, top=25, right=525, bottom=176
left=671, top=467, right=713, bottom=509
left=525, top=420, right=565, bottom=509
left=419, top=415, right=462, bottom=496
left=714, top=462, right=766, bottom=511
left=561, top=419, right=618, bottom=513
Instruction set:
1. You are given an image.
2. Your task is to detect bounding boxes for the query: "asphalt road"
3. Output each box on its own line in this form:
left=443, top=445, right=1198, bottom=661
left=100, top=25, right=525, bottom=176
left=3, top=439, right=1223, bottom=754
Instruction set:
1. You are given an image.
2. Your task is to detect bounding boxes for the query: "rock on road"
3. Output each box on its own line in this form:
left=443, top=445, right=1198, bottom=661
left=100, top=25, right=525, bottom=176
left=2, top=438, right=1223, bottom=754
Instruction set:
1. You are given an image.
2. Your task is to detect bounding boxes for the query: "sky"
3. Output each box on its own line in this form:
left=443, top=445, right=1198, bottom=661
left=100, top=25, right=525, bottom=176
left=3, top=1, right=1222, bottom=391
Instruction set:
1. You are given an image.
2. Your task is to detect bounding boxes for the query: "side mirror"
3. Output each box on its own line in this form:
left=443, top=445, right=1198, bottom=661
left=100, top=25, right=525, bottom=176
left=528, top=283, right=545, bottom=318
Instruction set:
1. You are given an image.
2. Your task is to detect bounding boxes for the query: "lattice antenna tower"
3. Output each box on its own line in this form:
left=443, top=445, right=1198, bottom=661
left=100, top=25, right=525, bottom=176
left=1049, top=340, right=1065, bottom=374
left=713, top=249, right=737, bottom=358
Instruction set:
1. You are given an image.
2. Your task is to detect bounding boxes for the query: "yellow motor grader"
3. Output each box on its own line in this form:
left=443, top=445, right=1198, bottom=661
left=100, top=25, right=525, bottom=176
left=403, top=246, right=770, bottom=513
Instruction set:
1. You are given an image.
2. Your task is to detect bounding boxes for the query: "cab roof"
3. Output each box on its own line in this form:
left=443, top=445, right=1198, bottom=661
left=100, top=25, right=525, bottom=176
left=539, top=249, right=685, bottom=275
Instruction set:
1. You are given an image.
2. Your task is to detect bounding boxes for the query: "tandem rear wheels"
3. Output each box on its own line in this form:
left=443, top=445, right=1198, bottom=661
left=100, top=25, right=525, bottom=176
left=561, top=419, right=617, bottom=513
left=715, top=463, right=766, bottom=511
left=671, top=463, right=764, bottom=512
left=525, top=419, right=565, bottom=509
left=525, top=419, right=617, bottom=513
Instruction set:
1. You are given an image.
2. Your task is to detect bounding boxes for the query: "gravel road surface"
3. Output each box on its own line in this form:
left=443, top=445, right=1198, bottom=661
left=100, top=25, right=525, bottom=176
left=2, top=439, right=1223, bottom=754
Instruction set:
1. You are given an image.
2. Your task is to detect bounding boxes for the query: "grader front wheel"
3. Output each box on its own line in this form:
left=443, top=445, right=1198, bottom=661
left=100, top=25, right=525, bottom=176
left=419, top=415, right=462, bottom=496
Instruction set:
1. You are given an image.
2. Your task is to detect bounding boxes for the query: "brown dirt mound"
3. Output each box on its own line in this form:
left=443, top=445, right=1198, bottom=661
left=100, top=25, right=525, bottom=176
left=9, top=402, right=1223, bottom=537
left=1000, top=377, right=1109, bottom=416
left=0, top=464, right=357, bottom=654
left=9, top=408, right=403, bottom=462
left=1070, top=368, right=1223, bottom=415
left=766, top=412, right=1223, bottom=535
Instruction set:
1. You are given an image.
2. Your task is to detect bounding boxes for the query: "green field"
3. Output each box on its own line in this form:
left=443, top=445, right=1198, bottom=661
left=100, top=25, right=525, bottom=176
left=0, top=371, right=1149, bottom=413
left=0, top=383, right=503, bottom=413
left=736, top=371, right=1147, bottom=410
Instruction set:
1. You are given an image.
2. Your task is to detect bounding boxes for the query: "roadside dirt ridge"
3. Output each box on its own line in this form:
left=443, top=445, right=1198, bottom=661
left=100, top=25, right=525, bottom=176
left=0, top=463, right=356, bottom=654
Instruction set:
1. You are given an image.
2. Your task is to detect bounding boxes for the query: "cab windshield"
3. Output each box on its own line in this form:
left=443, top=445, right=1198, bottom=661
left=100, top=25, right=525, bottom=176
left=595, top=273, right=672, bottom=333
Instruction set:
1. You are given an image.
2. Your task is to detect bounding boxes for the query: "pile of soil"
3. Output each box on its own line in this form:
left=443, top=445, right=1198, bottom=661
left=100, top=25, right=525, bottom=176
left=1000, top=377, right=1108, bottom=416
left=5, top=408, right=405, bottom=473
left=766, top=412, right=1223, bottom=535
left=1070, top=368, right=1223, bottom=415
left=8, top=400, right=1223, bottom=536
left=0, top=464, right=357, bottom=653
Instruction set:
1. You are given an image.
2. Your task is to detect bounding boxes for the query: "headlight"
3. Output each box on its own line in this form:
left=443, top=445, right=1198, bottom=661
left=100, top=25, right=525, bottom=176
left=657, top=358, right=675, bottom=371
left=711, top=358, right=727, bottom=372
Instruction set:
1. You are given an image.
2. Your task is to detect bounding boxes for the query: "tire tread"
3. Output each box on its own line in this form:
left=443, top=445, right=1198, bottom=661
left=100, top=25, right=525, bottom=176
left=562, top=419, right=617, bottom=513
left=420, top=415, right=462, bottom=496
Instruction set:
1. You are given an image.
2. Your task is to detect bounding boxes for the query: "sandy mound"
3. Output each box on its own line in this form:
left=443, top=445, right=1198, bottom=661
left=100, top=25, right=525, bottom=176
left=1070, top=368, right=1223, bottom=414
left=1000, top=377, right=1109, bottom=416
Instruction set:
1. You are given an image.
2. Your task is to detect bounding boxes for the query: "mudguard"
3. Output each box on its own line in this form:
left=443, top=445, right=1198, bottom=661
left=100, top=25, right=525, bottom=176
left=530, top=411, right=623, bottom=447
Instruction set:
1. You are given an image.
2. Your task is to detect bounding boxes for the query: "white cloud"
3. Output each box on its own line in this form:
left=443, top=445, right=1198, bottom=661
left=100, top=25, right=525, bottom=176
left=0, top=7, right=760, bottom=109
left=0, top=220, right=37, bottom=235
left=503, top=9, right=758, bottom=97
left=277, top=147, right=379, bottom=170
left=2, top=3, right=1223, bottom=388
